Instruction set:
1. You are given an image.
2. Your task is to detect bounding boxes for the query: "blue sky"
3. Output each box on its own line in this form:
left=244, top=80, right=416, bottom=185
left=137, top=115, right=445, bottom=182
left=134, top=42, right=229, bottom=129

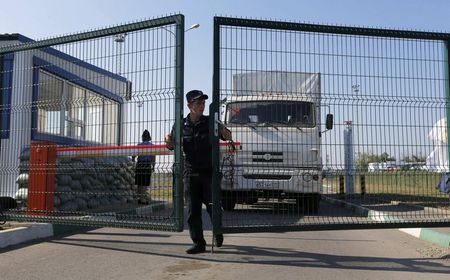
left=1, top=0, right=449, bottom=165
left=1, top=0, right=449, bottom=93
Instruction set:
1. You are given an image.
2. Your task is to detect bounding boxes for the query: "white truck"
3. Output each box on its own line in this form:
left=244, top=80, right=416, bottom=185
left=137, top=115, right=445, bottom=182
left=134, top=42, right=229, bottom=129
left=220, top=71, right=333, bottom=213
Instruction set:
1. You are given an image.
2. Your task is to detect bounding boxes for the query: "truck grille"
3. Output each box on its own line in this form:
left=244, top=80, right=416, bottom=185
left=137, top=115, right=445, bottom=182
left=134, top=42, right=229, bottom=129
left=252, top=151, right=283, bottom=163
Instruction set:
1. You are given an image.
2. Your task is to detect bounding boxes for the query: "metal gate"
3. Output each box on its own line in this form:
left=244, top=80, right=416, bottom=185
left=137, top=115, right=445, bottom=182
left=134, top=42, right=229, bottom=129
left=211, top=16, right=450, bottom=234
left=0, top=15, right=185, bottom=231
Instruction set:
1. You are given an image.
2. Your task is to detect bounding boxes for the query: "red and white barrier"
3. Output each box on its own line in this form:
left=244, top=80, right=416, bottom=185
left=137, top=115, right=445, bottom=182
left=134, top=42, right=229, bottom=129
left=56, top=142, right=241, bottom=158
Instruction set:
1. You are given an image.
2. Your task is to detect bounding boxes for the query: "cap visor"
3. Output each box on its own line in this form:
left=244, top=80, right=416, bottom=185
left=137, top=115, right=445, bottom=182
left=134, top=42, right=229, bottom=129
left=192, top=94, right=208, bottom=101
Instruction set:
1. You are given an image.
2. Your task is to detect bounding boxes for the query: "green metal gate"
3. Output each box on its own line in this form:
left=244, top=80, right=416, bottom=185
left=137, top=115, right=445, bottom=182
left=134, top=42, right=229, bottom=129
left=211, top=16, right=450, bottom=234
left=2, top=15, right=450, bottom=235
left=0, top=15, right=185, bottom=231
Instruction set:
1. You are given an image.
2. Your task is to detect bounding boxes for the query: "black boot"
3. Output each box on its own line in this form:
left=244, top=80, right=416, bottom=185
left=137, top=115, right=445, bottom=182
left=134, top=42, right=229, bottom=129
left=186, top=244, right=206, bottom=254
left=215, top=234, right=224, bottom=247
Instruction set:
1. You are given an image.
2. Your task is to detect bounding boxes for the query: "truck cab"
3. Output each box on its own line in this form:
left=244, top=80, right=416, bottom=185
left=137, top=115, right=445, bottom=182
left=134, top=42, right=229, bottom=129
left=219, top=71, right=332, bottom=213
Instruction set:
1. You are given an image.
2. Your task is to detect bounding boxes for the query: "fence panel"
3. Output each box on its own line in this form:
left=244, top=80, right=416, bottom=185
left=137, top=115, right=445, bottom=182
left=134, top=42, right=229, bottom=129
left=0, top=15, right=185, bottom=231
left=212, top=17, right=450, bottom=233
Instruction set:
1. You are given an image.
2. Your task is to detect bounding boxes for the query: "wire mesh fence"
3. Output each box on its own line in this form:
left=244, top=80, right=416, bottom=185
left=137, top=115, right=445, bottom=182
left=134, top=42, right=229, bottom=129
left=0, top=15, right=185, bottom=231
left=1, top=15, right=449, bottom=234
left=212, top=17, right=450, bottom=233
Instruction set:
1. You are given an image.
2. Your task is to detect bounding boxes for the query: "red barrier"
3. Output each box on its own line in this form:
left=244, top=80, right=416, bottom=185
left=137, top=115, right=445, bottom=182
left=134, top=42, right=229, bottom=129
left=27, top=142, right=56, bottom=216
left=25, top=141, right=240, bottom=216
left=56, top=141, right=241, bottom=157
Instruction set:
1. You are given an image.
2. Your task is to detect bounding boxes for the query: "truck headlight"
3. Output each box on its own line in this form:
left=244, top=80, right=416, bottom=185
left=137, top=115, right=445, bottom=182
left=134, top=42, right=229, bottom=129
left=302, top=172, right=312, bottom=182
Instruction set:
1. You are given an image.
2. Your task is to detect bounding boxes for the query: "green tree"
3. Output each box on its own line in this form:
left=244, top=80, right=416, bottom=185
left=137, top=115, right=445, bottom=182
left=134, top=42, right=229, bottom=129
left=378, top=152, right=395, bottom=162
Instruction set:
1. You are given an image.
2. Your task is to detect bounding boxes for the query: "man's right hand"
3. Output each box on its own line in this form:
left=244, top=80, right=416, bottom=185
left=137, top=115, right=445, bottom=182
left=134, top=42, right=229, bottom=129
left=165, top=134, right=174, bottom=150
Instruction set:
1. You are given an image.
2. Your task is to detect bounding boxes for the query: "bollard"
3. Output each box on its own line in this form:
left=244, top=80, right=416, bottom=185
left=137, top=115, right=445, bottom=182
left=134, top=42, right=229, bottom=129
left=360, top=175, right=366, bottom=196
left=339, top=175, right=345, bottom=198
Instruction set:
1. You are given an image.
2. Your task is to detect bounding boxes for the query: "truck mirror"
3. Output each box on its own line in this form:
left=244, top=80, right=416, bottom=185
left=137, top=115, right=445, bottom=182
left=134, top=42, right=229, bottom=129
left=326, top=114, right=333, bottom=130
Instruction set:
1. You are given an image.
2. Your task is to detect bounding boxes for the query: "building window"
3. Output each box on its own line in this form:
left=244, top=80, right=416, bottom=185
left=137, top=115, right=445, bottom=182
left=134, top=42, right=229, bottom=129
left=36, top=69, right=119, bottom=145
left=37, top=71, right=64, bottom=135
left=65, top=84, right=85, bottom=139
left=85, top=91, right=103, bottom=143
left=0, top=53, right=14, bottom=139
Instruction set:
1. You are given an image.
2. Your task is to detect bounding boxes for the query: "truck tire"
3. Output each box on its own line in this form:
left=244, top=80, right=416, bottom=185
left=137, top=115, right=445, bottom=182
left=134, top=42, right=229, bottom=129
left=296, top=194, right=320, bottom=214
left=245, top=195, right=258, bottom=205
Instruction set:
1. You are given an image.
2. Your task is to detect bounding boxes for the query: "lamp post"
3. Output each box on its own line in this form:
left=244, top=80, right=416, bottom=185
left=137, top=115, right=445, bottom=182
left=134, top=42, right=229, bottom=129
left=114, top=33, right=127, bottom=75
left=185, top=23, right=200, bottom=32
left=160, top=23, right=200, bottom=36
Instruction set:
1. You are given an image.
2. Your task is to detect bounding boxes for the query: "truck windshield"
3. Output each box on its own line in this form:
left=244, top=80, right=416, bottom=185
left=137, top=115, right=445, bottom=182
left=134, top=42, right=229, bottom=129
left=226, top=101, right=314, bottom=126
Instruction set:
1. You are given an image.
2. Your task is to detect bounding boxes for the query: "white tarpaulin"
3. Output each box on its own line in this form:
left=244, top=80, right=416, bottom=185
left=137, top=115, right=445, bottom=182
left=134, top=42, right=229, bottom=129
left=426, top=118, right=449, bottom=172
left=232, top=71, right=320, bottom=100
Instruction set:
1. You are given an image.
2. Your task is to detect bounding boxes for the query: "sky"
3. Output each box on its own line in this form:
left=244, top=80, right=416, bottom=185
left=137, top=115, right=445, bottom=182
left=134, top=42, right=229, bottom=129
left=2, top=0, right=449, bottom=95
left=1, top=0, right=450, bottom=168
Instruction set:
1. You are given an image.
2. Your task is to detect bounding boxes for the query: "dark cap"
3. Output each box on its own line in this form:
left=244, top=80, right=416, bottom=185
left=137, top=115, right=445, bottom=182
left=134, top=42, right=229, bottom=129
left=186, top=90, right=208, bottom=103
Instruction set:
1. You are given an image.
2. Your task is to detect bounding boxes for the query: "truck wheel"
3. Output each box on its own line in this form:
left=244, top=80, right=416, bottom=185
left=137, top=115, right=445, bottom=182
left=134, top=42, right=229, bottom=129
left=305, top=194, right=320, bottom=214
left=245, top=192, right=258, bottom=205
left=296, top=194, right=320, bottom=214
left=245, top=196, right=258, bottom=205
left=222, top=194, right=236, bottom=211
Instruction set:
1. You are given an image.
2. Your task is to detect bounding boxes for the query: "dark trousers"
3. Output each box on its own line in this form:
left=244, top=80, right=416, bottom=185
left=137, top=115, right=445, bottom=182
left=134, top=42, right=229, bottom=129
left=184, top=172, right=213, bottom=247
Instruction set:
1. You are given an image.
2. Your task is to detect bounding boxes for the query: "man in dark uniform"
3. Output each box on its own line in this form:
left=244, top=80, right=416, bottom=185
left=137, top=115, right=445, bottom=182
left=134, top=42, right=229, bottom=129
left=165, top=90, right=232, bottom=254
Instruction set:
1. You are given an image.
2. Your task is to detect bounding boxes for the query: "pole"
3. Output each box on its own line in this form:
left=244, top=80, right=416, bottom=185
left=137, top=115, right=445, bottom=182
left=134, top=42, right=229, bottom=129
left=344, top=121, right=355, bottom=194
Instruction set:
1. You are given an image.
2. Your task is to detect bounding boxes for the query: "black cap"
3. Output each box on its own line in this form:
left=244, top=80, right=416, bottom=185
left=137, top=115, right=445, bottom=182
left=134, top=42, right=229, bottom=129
left=186, top=90, right=208, bottom=103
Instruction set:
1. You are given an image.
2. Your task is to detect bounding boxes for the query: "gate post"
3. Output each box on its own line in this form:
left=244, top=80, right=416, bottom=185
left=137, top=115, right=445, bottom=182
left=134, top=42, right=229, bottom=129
left=27, top=141, right=56, bottom=216
left=445, top=41, right=450, bottom=173
left=211, top=17, right=223, bottom=245
left=344, top=121, right=355, bottom=194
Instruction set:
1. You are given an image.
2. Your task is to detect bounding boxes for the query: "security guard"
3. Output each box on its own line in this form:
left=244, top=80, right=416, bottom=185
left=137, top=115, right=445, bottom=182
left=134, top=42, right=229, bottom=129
left=165, top=89, right=232, bottom=254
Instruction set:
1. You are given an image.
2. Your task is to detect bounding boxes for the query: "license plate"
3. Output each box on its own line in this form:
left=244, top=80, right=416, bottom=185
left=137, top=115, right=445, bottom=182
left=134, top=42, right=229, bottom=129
left=255, top=181, right=277, bottom=188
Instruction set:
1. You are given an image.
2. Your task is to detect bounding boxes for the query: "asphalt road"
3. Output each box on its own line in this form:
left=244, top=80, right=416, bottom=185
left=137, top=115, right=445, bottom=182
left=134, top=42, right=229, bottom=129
left=0, top=224, right=449, bottom=280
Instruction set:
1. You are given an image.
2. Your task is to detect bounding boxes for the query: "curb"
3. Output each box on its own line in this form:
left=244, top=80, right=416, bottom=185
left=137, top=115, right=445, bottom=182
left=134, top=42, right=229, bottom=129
left=323, top=196, right=450, bottom=248
left=1, top=201, right=168, bottom=250
left=399, top=228, right=450, bottom=248
left=0, top=223, right=53, bottom=249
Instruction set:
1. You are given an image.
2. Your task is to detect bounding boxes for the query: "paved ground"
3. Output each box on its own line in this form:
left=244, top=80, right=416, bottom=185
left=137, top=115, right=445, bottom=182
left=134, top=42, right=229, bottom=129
left=1, top=197, right=449, bottom=279
left=0, top=227, right=449, bottom=280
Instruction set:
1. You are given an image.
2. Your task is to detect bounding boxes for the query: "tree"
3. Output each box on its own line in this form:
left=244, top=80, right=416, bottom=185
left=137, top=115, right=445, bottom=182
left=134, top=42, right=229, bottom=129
left=378, top=152, right=395, bottom=162
left=402, top=155, right=426, bottom=163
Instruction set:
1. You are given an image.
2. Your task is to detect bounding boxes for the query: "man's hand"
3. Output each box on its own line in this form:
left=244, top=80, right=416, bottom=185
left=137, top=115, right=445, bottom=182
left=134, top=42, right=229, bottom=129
left=220, top=125, right=232, bottom=141
left=165, top=133, right=174, bottom=150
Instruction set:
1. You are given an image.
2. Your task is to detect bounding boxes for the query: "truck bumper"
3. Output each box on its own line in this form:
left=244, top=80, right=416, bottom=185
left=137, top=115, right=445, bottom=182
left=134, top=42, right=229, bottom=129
left=221, top=167, right=323, bottom=194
